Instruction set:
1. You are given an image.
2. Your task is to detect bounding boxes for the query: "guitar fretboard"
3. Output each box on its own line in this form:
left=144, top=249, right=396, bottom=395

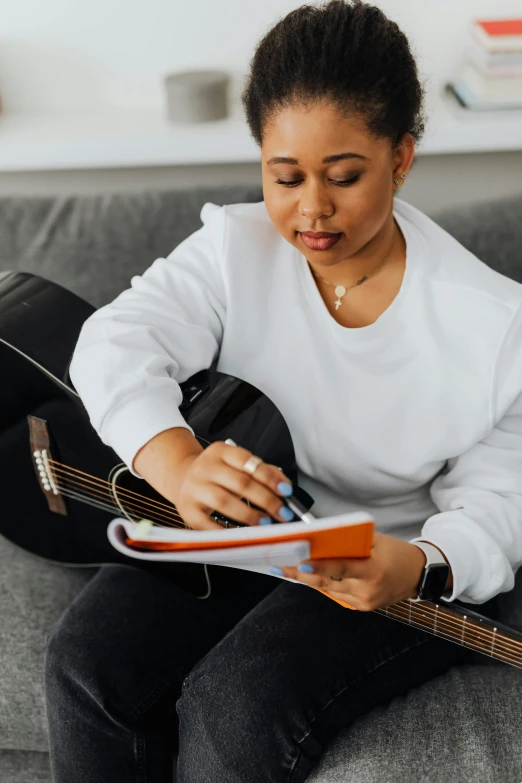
left=376, top=599, right=522, bottom=669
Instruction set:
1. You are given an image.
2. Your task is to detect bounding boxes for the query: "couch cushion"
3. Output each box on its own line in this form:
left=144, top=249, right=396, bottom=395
left=0, top=184, right=264, bottom=309
left=310, top=572, right=522, bottom=783
left=309, top=663, right=522, bottom=783
left=0, top=749, right=52, bottom=783
left=0, top=535, right=93, bottom=751
left=1, top=188, right=521, bottom=309
left=432, top=192, right=522, bottom=283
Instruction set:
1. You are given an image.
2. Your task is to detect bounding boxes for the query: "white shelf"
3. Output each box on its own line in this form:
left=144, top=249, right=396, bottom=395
left=0, top=89, right=521, bottom=173
left=421, top=86, right=522, bottom=155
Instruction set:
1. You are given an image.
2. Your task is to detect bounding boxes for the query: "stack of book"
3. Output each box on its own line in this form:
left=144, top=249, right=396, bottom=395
left=447, top=18, right=522, bottom=111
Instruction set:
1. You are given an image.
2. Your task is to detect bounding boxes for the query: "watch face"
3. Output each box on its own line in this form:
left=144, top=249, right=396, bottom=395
left=419, top=563, right=450, bottom=601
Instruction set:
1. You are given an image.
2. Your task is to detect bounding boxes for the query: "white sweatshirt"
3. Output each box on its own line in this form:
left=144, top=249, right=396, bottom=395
left=69, top=197, right=522, bottom=606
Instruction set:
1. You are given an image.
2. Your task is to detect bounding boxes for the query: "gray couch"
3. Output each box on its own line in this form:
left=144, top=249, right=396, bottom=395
left=1, top=184, right=522, bottom=783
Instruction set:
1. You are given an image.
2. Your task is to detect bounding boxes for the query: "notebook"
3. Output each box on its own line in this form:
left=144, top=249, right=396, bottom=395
left=107, top=512, right=375, bottom=610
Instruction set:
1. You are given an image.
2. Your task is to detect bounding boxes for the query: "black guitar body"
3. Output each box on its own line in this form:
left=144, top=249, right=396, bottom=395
left=0, top=272, right=311, bottom=568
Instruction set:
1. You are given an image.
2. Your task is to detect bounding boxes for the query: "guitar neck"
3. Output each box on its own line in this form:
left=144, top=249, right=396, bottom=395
left=375, top=598, right=522, bottom=669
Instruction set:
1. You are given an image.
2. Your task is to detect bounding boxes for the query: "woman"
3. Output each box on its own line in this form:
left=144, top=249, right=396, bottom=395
left=45, top=1, right=522, bottom=781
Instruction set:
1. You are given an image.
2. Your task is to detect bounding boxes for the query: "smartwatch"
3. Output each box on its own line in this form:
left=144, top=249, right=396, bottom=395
left=410, top=541, right=450, bottom=602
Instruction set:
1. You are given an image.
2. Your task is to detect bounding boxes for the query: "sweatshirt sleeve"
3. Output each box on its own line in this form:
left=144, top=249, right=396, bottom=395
left=409, top=300, right=522, bottom=605
left=69, top=201, right=227, bottom=477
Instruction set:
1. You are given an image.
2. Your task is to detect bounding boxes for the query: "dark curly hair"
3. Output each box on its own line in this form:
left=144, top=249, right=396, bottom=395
left=241, top=0, right=427, bottom=156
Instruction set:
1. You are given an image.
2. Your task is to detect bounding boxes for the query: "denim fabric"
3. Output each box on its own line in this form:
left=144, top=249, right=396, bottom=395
left=44, top=562, right=497, bottom=783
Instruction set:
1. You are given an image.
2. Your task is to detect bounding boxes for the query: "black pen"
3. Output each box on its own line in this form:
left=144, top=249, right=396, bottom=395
left=224, top=438, right=315, bottom=524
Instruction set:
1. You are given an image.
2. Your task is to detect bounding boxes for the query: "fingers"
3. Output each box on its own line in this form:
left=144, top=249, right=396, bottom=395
left=183, top=508, right=227, bottom=531
left=178, top=440, right=295, bottom=529
left=279, top=558, right=370, bottom=584
left=279, top=565, right=351, bottom=589
left=209, top=466, right=295, bottom=524
left=217, top=442, right=295, bottom=525
left=291, top=570, right=361, bottom=599
left=192, top=483, right=269, bottom=527
left=221, top=442, right=294, bottom=494
left=295, top=558, right=370, bottom=579
left=281, top=560, right=346, bottom=581
left=277, top=561, right=378, bottom=611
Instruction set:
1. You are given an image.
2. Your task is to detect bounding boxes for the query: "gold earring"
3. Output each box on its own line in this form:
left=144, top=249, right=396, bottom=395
left=393, top=172, right=407, bottom=187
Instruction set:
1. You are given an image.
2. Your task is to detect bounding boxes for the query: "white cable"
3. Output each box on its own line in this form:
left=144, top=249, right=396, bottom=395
left=108, top=464, right=212, bottom=599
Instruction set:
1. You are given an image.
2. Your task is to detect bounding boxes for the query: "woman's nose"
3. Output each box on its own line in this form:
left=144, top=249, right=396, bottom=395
left=299, top=184, right=334, bottom=219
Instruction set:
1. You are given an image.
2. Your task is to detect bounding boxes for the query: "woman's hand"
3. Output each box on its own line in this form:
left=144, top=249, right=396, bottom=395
left=276, top=532, right=453, bottom=611
left=133, top=428, right=295, bottom=531
left=174, top=441, right=295, bottom=530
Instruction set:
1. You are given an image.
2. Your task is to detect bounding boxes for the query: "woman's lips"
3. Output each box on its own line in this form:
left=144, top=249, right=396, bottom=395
left=300, top=232, right=342, bottom=251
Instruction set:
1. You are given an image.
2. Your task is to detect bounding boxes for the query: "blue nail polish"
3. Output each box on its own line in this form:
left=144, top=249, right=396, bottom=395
left=279, top=505, right=294, bottom=521
left=269, top=566, right=283, bottom=576
left=259, top=517, right=272, bottom=525
left=298, top=564, right=314, bottom=573
left=278, top=481, right=293, bottom=496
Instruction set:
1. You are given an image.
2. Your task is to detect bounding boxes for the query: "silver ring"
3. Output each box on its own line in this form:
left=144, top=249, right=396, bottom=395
left=242, top=455, right=263, bottom=475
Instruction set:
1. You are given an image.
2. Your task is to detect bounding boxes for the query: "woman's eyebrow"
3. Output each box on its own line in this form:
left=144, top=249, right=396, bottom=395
left=266, top=152, right=369, bottom=165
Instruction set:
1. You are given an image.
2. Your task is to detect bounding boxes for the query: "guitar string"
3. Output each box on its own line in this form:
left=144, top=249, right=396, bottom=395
left=378, top=601, right=519, bottom=658
left=53, top=484, right=145, bottom=519
left=48, top=458, right=187, bottom=520
left=378, top=604, right=522, bottom=667
left=375, top=615, right=521, bottom=667
left=44, top=469, right=522, bottom=660
left=47, top=459, right=187, bottom=523
left=50, top=476, right=196, bottom=529
left=54, top=485, right=187, bottom=531
left=48, top=464, right=187, bottom=527
left=382, top=603, right=522, bottom=659
left=377, top=602, right=522, bottom=661
left=374, top=605, right=521, bottom=668
left=53, top=480, right=182, bottom=527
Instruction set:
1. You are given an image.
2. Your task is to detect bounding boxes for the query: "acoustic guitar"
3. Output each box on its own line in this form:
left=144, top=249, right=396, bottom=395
left=1, top=270, right=521, bottom=670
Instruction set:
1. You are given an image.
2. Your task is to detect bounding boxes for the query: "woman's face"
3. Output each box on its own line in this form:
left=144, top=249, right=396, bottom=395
left=261, top=101, right=414, bottom=274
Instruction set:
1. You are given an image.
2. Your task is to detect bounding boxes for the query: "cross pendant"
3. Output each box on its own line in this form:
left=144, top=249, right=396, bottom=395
left=335, top=298, right=342, bottom=310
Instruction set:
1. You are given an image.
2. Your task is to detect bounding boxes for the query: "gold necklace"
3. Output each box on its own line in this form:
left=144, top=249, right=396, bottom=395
left=310, top=228, right=397, bottom=311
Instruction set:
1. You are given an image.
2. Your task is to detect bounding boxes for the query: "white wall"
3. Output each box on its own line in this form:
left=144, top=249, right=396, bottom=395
left=1, top=0, right=521, bottom=209
left=2, top=0, right=521, bottom=114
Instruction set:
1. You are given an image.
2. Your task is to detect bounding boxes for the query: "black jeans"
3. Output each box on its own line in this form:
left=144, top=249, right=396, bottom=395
left=44, top=561, right=498, bottom=783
